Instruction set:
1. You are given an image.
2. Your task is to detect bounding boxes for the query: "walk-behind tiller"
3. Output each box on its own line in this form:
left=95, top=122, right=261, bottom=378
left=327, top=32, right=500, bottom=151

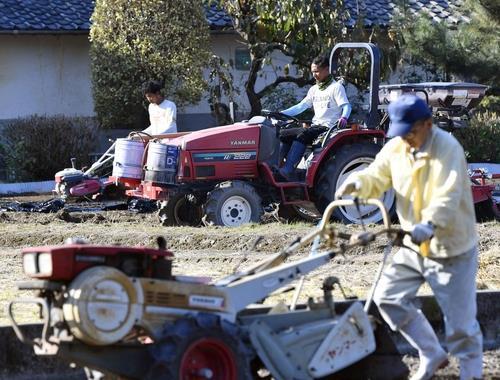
left=53, top=131, right=171, bottom=201
left=54, top=141, right=117, bottom=200
left=9, top=199, right=413, bottom=379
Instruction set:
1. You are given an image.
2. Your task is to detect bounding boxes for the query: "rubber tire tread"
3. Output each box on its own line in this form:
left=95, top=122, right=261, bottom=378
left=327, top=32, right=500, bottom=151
left=474, top=198, right=500, bottom=222
left=157, top=192, right=203, bottom=227
left=315, top=142, right=395, bottom=224
left=147, top=313, right=254, bottom=380
left=278, top=204, right=320, bottom=223
left=277, top=204, right=302, bottom=222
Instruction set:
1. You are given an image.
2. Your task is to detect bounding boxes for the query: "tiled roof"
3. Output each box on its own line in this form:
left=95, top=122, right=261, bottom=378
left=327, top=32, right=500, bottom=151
left=0, top=0, right=466, bottom=33
left=205, top=0, right=468, bottom=29
left=205, top=3, right=233, bottom=29
left=0, top=0, right=93, bottom=32
left=344, top=0, right=468, bottom=28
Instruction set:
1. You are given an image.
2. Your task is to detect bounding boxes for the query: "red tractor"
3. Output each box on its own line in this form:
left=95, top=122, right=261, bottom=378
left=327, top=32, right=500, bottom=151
left=111, top=43, right=493, bottom=227
left=116, top=43, right=396, bottom=227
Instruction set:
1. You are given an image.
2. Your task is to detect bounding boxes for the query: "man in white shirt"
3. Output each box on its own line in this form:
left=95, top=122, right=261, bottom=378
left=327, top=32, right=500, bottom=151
left=278, top=55, right=351, bottom=181
left=142, top=80, right=177, bottom=135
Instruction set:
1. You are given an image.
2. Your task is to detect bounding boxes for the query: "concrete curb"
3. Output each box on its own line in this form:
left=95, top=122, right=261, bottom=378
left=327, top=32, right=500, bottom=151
left=0, top=181, right=55, bottom=195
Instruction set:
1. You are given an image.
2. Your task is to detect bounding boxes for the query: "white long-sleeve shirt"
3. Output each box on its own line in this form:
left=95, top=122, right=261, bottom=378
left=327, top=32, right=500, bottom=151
left=282, top=80, right=349, bottom=128
left=143, top=99, right=177, bottom=135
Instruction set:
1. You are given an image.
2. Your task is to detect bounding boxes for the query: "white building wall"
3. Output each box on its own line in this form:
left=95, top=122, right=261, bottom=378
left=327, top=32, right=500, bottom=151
left=182, top=32, right=303, bottom=117
left=0, top=34, right=94, bottom=119
left=0, top=32, right=303, bottom=124
left=0, top=33, right=452, bottom=124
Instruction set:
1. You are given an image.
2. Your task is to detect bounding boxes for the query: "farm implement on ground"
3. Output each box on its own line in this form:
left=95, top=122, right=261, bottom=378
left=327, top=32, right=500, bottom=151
left=54, top=141, right=117, bottom=200
left=9, top=198, right=418, bottom=379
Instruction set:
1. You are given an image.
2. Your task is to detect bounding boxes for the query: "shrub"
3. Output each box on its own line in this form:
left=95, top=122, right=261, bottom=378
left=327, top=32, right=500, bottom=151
left=0, top=115, right=98, bottom=181
left=453, top=112, right=500, bottom=163
left=475, top=96, right=500, bottom=115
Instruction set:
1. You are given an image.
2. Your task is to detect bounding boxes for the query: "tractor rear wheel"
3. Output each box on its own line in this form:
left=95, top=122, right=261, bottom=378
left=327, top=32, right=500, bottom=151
left=278, top=203, right=320, bottom=223
left=147, top=314, right=253, bottom=380
left=158, top=192, right=203, bottom=227
left=474, top=197, right=500, bottom=222
left=315, top=143, right=396, bottom=224
left=204, top=181, right=263, bottom=226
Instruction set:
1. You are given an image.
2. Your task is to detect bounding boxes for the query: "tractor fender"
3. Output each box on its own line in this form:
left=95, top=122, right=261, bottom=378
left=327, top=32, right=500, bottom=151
left=305, top=129, right=385, bottom=187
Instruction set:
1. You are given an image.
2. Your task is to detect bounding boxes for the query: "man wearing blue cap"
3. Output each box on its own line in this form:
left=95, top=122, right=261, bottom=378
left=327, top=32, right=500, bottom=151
left=336, top=95, right=482, bottom=380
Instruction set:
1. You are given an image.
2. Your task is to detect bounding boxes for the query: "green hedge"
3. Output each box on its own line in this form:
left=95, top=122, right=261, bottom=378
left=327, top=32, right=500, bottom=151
left=0, top=115, right=98, bottom=182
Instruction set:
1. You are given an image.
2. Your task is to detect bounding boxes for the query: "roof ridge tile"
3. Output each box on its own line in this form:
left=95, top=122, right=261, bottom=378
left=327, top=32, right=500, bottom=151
left=0, top=0, right=466, bottom=32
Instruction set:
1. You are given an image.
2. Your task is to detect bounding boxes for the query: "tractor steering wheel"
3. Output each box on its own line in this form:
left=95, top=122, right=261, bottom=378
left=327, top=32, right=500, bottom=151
left=261, top=110, right=301, bottom=130
left=262, top=110, right=299, bottom=123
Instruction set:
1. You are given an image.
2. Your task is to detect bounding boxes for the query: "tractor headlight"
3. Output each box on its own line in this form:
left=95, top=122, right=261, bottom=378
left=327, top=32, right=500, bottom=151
left=38, top=253, right=53, bottom=276
left=22, top=252, right=53, bottom=276
left=23, top=253, right=37, bottom=275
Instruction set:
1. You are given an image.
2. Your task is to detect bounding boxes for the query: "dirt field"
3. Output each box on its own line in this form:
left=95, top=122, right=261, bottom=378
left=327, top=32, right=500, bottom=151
left=0, top=195, right=499, bottom=378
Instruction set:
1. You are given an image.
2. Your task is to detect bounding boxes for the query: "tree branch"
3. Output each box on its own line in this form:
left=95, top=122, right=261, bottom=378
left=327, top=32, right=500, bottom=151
left=256, top=75, right=313, bottom=99
left=251, top=42, right=295, bottom=57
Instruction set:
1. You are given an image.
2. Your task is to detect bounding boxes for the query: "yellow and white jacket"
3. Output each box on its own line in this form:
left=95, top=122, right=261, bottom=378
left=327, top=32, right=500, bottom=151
left=349, top=127, right=477, bottom=258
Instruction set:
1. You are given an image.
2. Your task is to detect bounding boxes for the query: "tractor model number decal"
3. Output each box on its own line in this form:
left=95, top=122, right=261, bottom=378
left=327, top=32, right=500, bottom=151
left=75, top=255, right=106, bottom=263
left=193, top=152, right=256, bottom=162
left=189, top=295, right=225, bottom=309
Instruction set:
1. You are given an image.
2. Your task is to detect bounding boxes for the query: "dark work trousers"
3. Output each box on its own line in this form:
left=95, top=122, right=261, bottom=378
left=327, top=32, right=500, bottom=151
left=279, top=125, right=328, bottom=146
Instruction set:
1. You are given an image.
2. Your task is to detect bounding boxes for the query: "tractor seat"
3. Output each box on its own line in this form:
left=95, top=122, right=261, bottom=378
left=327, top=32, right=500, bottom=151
left=310, top=127, right=343, bottom=150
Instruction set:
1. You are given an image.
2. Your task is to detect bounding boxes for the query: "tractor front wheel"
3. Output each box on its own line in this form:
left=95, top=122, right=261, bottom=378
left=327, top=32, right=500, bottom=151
left=204, top=181, right=263, bottom=227
left=158, top=192, right=203, bottom=227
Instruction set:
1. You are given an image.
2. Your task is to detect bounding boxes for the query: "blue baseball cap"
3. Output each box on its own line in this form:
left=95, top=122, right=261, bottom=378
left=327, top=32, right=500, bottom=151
left=387, top=95, right=432, bottom=137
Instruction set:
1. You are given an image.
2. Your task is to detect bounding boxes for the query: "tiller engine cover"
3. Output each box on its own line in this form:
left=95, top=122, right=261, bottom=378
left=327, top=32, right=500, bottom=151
left=62, top=266, right=144, bottom=345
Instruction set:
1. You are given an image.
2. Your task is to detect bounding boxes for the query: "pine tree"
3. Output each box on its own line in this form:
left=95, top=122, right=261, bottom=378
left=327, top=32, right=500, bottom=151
left=396, top=0, right=500, bottom=87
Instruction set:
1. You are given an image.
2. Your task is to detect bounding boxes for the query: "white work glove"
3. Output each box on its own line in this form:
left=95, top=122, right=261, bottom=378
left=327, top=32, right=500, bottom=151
left=411, top=222, right=434, bottom=244
left=335, top=179, right=361, bottom=199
